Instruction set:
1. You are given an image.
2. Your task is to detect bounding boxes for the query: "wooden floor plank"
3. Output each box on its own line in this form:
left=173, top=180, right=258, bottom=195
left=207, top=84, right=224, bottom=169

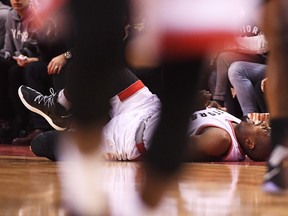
left=0, top=155, right=288, bottom=216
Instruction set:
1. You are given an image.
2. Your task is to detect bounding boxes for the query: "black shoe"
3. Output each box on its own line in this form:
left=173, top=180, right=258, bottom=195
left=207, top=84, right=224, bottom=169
left=31, top=130, right=61, bottom=161
left=18, top=85, right=70, bottom=131
left=263, top=146, right=288, bottom=193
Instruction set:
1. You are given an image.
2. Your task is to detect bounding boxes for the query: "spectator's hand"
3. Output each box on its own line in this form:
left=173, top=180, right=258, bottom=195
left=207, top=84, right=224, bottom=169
left=47, top=54, right=67, bottom=75
left=13, top=55, right=38, bottom=67
left=197, top=90, right=212, bottom=108
left=207, top=101, right=227, bottom=112
left=196, top=90, right=226, bottom=111
left=261, top=78, right=268, bottom=92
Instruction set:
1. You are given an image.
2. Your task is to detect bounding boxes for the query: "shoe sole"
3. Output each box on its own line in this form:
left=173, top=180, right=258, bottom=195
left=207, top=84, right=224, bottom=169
left=262, top=181, right=288, bottom=194
left=18, top=87, right=66, bottom=131
left=262, top=182, right=288, bottom=196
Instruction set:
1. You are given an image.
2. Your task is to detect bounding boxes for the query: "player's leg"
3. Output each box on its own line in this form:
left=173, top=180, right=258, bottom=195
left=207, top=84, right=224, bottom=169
left=56, top=0, right=130, bottom=215
left=262, top=0, right=288, bottom=193
left=141, top=58, right=204, bottom=207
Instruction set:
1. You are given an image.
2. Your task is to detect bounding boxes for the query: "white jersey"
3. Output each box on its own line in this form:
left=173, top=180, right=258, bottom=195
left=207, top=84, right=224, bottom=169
left=101, top=83, right=245, bottom=162
left=101, top=80, right=161, bottom=161
left=187, top=108, right=246, bottom=162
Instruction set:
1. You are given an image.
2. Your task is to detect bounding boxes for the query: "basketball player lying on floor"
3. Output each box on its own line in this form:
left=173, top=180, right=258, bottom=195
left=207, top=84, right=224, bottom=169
left=18, top=68, right=272, bottom=162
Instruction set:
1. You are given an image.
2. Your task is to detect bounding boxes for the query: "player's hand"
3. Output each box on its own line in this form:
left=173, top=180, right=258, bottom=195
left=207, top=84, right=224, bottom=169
left=261, top=78, right=268, bottom=92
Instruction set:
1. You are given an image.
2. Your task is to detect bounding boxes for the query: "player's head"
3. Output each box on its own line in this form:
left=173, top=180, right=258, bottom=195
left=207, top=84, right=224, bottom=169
left=235, top=120, right=272, bottom=161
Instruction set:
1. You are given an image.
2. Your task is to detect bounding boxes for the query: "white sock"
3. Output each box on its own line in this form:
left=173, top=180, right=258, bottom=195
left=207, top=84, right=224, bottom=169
left=57, top=89, right=71, bottom=111
left=58, top=134, right=107, bottom=216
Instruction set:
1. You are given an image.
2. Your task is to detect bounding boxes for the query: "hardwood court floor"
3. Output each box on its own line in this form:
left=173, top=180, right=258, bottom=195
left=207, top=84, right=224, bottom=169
left=0, top=146, right=288, bottom=216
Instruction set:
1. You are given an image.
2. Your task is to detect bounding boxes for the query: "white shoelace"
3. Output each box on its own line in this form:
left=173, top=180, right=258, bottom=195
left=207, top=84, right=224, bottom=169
left=34, top=88, right=56, bottom=108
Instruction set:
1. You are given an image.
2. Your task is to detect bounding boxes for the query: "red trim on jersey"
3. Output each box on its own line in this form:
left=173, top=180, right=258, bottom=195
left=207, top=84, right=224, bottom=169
left=221, top=120, right=245, bottom=160
left=117, top=80, right=145, bottom=101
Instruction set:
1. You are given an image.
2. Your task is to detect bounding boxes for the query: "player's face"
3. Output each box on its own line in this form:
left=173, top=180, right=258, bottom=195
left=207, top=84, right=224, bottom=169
left=236, top=120, right=271, bottom=147
left=236, top=120, right=272, bottom=161
left=238, top=120, right=270, bottom=137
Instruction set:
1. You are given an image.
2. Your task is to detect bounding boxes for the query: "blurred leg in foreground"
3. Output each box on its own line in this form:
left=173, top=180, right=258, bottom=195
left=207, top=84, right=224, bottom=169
left=57, top=0, right=129, bottom=215
left=262, top=0, right=288, bottom=193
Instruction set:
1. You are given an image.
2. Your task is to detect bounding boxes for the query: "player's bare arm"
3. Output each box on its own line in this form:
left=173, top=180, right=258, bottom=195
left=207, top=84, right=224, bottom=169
left=185, top=127, right=231, bottom=162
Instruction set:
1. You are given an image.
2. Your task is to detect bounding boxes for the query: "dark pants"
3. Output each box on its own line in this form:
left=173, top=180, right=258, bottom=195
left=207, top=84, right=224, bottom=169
left=209, top=70, right=243, bottom=117
left=130, top=67, right=164, bottom=100
left=0, top=58, right=27, bottom=120
left=0, top=58, right=29, bottom=138
left=0, top=58, right=15, bottom=119
left=53, top=63, right=67, bottom=91
left=66, top=0, right=128, bottom=125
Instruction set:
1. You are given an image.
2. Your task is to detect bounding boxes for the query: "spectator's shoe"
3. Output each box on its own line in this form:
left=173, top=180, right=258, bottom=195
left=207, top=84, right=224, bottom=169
left=18, top=85, right=70, bottom=131
left=263, top=145, right=288, bottom=193
left=12, top=129, right=44, bottom=145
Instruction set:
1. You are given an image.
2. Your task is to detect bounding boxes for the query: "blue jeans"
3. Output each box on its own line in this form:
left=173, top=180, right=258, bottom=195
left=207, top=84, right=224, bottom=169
left=213, top=51, right=266, bottom=102
left=228, top=61, right=266, bottom=116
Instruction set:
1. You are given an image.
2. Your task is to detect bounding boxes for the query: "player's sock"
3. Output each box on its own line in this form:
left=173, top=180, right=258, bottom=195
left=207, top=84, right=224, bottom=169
left=58, top=134, right=107, bottom=215
left=57, top=89, right=71, bottom=111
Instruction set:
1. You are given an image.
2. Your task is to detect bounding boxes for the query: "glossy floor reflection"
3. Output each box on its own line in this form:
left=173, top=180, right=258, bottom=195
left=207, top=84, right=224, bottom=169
left=0, top=155, right=288, bottom=216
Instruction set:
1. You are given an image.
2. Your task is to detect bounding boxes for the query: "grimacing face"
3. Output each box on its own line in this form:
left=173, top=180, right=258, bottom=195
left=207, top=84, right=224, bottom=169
left=236, top=120, right=272, bottom=161
left=237, top=120, right=271, bottom=143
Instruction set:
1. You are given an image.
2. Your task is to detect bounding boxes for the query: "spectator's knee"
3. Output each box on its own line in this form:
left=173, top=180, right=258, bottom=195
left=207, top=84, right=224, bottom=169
left=228, top=62, right=243, bottom=84
left=216, top=51, right=233, bottom=66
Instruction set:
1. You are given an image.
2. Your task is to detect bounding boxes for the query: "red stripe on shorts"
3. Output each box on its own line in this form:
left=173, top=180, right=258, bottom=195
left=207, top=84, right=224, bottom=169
left=117, top=80, right=145, bottom=101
